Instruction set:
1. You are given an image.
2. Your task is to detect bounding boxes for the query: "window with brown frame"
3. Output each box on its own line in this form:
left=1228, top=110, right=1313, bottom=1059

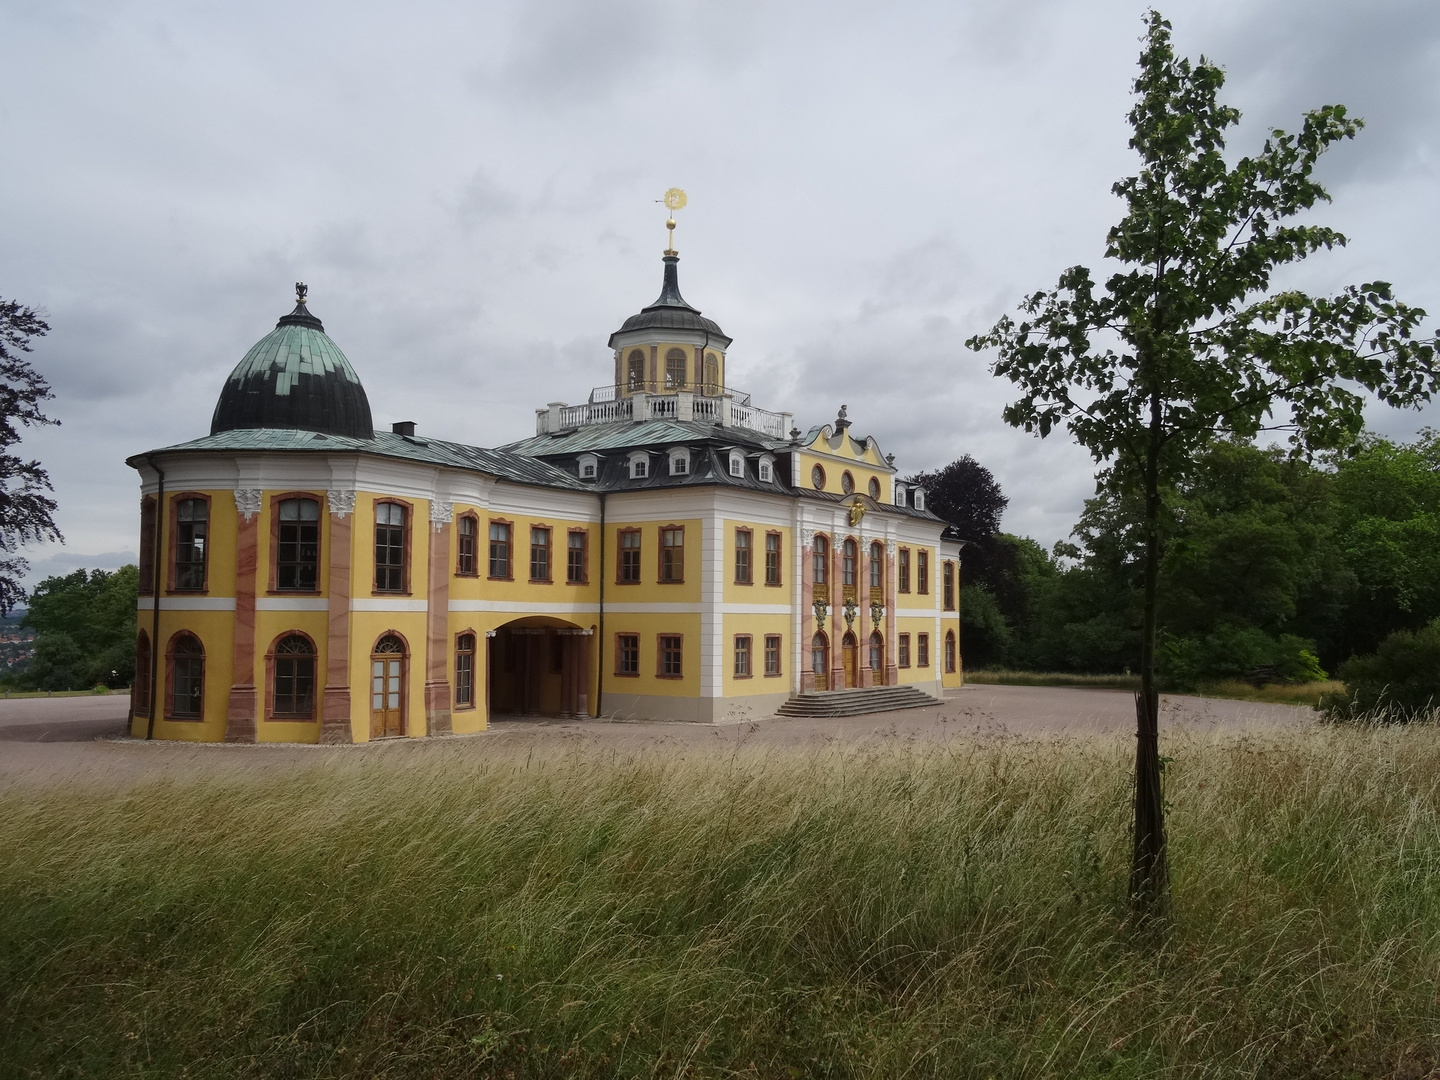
left=456, top=514, right=478, bottom=575
left=945, top=630, right=957, bottom=673
left=627, top=349, right=645, bottom=390
left=270, top=633, right=316, bottom=720
left=617, top=528, right=641, bottom=583
left=869, top=631, right=883, bottom=672
left=374, top=502, right=407, bottom=592
left=615, top=633, right=640, bottom=676
left=811, top=464, right=826, bottom=489
left=943, top=562, right=955, bottom=610
left=918, top=633, right=930, bottom=667
left=488, top=521, right=512, bottom=579
left=898, top=633, right=911, bottom=668
left=276, top=497, right=320, bottom=591
left=660, top=526, right=684, bottom=583
left=173, top=496, right=209, bottom=591
left=138, top=497, right=157, bottom=595
left=734, top=528, right=752, bottom=584
left=842, top=538, right=857, bottom=586
left=734, top=635, right=752, bottom=677
left=870, top=542, right=884, bottom=588
left=917, top=550, right=930, bottom=595
left=168, top=632, right=205, bottom=719
left=665, top=348, right=687, bottom=389
left=455, top=633, right=476, bottom=706
left=765, top=532, right=782, bottom=585
left=812, top=534, right=829, bottom=585
left=764, top=634, right=782, bottom=676
left=567, top=531, right=587, bottom=584
left=134, top=631, right=152, bottom=713
left=868, top=476, right=881, bottom=499
left=530, top=526, right=552, bottom=582
left=898, top=548, right=911, bottom=593
left=658, top=634, right=683, bottom=677
left=841, top=471, right=854, bottom=495
left=704, top=352, right=719, bottom=393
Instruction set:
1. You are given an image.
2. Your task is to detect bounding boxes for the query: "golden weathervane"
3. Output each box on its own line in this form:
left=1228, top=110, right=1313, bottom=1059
left=659, top=187, right=687, bottom=253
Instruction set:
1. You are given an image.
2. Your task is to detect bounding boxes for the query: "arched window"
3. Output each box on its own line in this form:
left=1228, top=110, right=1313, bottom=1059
left=945, top=630, right=957, bottom=673
left=869, top=542, right=884, bottom=588
left=627, top=349, right=646, bottom=390
left=869, top=631, right=883, bottom=672
left=665, top=348, right=687, bottom=389
left=841, top=471, right=854, bottom=495
left=276, top=497, right=320, bottom=591
left=168, top=633, right=205, bottom=719
left=375, top=502, right=407, bottom=592
left=455, top=633, right=476, bottom=707
left=811, top=632, right=828, bottom=677
left=133, top=631, right=151, bottom=715
left=704, top=352, right=719, bottom=393
left=174, top=497, right=209, bottom=590
left=271, top=634, right=316, bottom=720
left=842, top=538, right=857, bottom=586
left=811, top=464, right=826, bottom=490
left=812, top=534, right=829, bottom=585
left=868, top=477, right=881, bottom=499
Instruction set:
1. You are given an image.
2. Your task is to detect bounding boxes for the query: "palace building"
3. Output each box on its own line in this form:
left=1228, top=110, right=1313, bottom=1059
left=127, top=223, right=963, bottom=742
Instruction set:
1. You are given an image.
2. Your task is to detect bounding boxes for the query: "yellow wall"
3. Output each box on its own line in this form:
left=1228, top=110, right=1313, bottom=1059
left=722, top=520, right=792, bottom=604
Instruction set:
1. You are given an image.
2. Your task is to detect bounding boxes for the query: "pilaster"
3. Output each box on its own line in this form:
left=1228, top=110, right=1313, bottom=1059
left=224, top=490, right=261, bottom=743
left=320, top=490, right=354, bottom=744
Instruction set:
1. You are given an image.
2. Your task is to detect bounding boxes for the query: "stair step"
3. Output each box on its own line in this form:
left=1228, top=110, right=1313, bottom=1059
left=774, top=685, right=939, bottom=718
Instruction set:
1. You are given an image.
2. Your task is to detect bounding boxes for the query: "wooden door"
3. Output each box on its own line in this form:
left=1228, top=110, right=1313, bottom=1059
left=842, top=632, right=858, bottom=688
left=370, top=634, right=406, bottom=738
left=812, top=632, right=829, bottom=692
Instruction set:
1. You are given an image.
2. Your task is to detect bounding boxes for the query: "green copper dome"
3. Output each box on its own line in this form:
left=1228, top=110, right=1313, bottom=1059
left=210, top=285, right=374, bottom=440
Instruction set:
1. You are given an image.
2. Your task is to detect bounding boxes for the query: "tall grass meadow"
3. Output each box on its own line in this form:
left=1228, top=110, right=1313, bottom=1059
left=3, top=722, right=1439, bottom=1077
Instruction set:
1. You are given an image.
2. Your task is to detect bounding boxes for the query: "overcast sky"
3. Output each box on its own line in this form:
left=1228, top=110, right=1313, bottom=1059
left=2, top=0, right=1437, bottom=586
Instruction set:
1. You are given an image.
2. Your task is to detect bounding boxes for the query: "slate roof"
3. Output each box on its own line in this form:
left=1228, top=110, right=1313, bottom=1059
left=796, top=486, right=944, bottom=523
left=607, top=254, right=732, bottom=348
left=500, top=418, right=788, bottom=457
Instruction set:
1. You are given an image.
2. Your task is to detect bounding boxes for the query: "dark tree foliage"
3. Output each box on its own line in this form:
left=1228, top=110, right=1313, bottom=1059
left=16, top=566, right=138, bottom=691
left=0, top=299, right=62, bottom=613
left=967, top=12, right=1439, bottom=912
left=1323, top=617, right=1440, bottom=721
left=905, top=456, right=1008, bottom=543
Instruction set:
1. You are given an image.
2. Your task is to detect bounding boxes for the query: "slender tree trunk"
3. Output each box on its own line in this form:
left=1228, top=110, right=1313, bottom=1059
left=1131, top=386, right=1169, bottom=916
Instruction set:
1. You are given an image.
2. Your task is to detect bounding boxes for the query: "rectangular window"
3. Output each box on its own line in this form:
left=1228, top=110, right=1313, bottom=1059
left=898, top=633, right=911, bottom=668
left=660, top=526, right=684, bottom=583
left=870, top=543, right=884, bottom=589
left=734, top=529, right=752, bottom=584
left=488, top=521, right=512, bottom=579
left=659, top=634, right=683, bottom=677
left=898, top=548, right=911, bottom=593
left=734, top=635, right=752, bottom=677
left=765, top=532, right=781, bottom=586
left=945, top=632, right=957, bottom=673
left=455, top=633, right=475, bottom=706
left=764, top=634, right=782, bottom=676
left=943, top=562, right=955, bottom=609
left=457, top=515, right=477, bottom=575
left=139, top=497, right=157, bottom=595
left=617, top=528, right=641, bottom=583
left=276, top=497, right=320, bottom=591
left=918, top=550, right=929, bottom=594
left=530, top=526, right=551, bottom=582
left=174, top=497, right=209, bottom=590
left=567, top=531, right=587, bottom=584
left=374, top=502, right=407, bottom=592
left=918, top=633, right=930, bottom=667
left=616, top=633, right=640, bottom=676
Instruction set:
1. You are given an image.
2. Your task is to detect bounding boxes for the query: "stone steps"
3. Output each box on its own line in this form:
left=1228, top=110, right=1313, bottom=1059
left=774, top=685, right=939, bottom=718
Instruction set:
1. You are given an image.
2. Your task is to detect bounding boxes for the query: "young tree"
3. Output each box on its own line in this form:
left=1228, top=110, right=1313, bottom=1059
left=0, top=299, right=62, bottom=613
left=967, top=13, right=1439, bottom=912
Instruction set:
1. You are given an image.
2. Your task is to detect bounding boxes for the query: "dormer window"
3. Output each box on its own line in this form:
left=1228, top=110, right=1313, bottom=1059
left=628, top=452, right=649, bottom=480
left=894, top=483, right=907, bottom=507
left=668, top=448, right=690, bottom=476
left=578, top=454, right=599, bottom=480
left=758, top=460, right=773, bottom=482
left=728, top=452, right=745, bottom=478
left=914, top=488, right=926, bottom=512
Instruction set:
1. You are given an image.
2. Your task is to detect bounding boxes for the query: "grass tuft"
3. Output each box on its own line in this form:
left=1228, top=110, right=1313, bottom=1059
left=3, top=729, right=1440, bottom=1076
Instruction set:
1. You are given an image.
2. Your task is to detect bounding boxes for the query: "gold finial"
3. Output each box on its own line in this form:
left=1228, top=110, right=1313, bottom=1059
left=657, top=187, right=687, bottom=254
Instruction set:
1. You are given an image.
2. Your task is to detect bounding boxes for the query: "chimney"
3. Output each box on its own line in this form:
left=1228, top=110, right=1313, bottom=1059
left=391, top=421, right=416, bottom=437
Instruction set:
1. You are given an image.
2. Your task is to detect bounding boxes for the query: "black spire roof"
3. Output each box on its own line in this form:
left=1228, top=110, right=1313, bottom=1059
left=607, top=253, right=732, bottom=348
left=210, top=284, right=375, bottom=440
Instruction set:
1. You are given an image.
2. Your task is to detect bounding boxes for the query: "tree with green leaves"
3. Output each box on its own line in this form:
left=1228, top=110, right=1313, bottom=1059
left=967, top=12, right=1439, bottom=912
left=0, top=298, right=62, bottom=612
left=16, top=566, right=138, bottom=691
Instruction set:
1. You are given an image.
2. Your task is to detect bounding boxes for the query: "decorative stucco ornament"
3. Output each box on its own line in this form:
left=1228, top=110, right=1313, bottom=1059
left=326, top=490, right=356, bottom=518
left=870, top=600, right=884, bottom=629
left=233, top=489, right=262, bottom=521
left=843, top=596, right=858, bottom=630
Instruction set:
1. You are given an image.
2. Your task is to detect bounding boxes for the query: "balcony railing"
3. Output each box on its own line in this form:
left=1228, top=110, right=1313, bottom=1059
left=537, top=387, right=792, bottom=439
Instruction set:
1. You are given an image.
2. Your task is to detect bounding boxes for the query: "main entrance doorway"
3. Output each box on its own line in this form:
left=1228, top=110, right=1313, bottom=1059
left=370, top=633, right=406, bottom=738
left=841, top=631, right=858, bottom=688
left=487, top=618, right=592, bottom=719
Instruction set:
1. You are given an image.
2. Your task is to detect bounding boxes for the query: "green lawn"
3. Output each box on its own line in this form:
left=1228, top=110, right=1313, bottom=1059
left=3, top=727, right=1439, bottom=1077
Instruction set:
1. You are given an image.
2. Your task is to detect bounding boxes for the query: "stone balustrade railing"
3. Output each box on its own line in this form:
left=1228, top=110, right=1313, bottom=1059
left=536, top=389, right=792, bottom=439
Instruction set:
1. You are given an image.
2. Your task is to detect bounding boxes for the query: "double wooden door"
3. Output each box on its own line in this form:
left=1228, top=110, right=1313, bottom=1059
left=370, top=635, right=406, bottom=738
left=841, top=632, right=858, bottom=688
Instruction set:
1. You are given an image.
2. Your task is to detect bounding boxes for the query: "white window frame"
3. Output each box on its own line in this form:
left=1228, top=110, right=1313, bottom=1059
left=578, top=453, right=599, bottom=480
left=914, top=488, right=926, bottom=511
left=728, top=452, right=745, bottom=478
left=757, top=455, right=774, bottom=483
left=668, top=448, right=690, bottom=476
left=628, top=452, right=650, bottom=479
left=894, top=482, right=907, bottom=507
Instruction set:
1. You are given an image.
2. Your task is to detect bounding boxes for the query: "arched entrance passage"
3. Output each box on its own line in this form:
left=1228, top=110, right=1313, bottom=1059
left=370, top=632, right=407, bottom=738
left=487, top=617, right=592, bottom=719
left=841, top=631, right=858, bottom=688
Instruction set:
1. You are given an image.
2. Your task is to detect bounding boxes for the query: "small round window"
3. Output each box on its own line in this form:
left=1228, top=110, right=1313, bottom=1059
left=868, top=476, right=880, bottom=498
left=841, top=471, right=854, bottom=495
left=811, top=464, right=826, bottom=489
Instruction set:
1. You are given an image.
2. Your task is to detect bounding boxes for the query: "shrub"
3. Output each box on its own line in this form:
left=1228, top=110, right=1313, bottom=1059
left=1160, top=624, right=1326, bottom=689
left=1323, top=617, right=1440, bottom=721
